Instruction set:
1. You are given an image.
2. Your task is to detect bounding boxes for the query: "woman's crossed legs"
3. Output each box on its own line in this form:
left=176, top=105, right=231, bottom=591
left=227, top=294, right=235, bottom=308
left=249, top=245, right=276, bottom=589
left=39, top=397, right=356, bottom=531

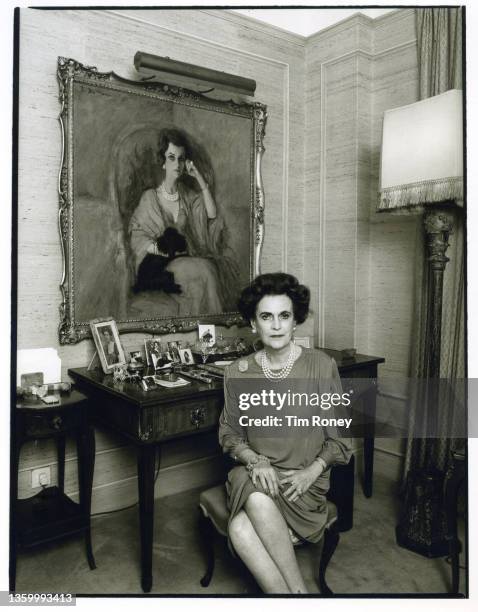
left=228, top=491, right=307, bottom=594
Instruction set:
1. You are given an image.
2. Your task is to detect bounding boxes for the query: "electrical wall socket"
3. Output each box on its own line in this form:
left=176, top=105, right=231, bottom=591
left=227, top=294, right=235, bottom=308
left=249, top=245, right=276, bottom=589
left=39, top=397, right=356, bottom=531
left=31, top=467, right=51, bottom=488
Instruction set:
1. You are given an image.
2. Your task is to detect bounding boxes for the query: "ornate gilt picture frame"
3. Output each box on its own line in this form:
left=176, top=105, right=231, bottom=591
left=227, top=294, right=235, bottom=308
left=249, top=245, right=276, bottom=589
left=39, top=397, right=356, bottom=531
left=57, top=57, right=267, bottom=344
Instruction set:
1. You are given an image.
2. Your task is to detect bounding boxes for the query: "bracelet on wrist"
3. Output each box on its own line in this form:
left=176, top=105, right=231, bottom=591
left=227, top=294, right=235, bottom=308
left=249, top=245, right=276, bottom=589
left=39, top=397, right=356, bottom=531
left=246, top=455, right=270, bottom=473
left=314, top=457, right=328, bottom=471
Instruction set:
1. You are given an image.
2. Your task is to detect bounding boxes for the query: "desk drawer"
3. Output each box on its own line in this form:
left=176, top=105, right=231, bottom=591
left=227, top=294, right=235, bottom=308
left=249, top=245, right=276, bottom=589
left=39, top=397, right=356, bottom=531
left=141, top=397, right=223, bottom=441
left=23, top=409, right=82, bottom=438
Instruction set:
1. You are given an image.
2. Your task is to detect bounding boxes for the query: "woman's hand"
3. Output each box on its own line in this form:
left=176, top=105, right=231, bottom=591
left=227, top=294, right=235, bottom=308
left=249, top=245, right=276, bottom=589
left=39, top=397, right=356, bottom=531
left=250, top=462, right=281, bottom=498
left=279, top=462, right=325, bottom=503
left=185, top=159, right=217, bottom=219
left=185, top=159, right=207, bottom=190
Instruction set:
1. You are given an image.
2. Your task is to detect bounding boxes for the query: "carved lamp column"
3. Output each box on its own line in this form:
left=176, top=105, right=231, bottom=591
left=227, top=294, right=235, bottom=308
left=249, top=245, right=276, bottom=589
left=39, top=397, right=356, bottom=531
left=423, top=210, right=453, bottom=464
left=423, top=211, right=453, bottom=381
left=378, top=90, right=463, bottom=557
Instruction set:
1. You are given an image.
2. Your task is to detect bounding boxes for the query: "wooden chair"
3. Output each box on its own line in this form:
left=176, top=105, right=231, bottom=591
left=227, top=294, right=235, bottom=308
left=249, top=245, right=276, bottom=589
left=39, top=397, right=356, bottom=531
left=199, top=455, right=355, bottom=595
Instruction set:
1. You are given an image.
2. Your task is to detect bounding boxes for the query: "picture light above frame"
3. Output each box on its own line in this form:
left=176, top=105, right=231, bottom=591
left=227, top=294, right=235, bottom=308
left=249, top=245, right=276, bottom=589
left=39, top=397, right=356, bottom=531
left=134, top=51, right=257, bottom=96
left=57, top=56, right=267, bottom=345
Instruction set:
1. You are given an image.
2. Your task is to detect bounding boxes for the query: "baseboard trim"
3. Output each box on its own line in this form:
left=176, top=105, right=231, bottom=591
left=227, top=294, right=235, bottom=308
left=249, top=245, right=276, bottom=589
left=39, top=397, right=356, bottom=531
left=83, top=453, right=224, bottom=515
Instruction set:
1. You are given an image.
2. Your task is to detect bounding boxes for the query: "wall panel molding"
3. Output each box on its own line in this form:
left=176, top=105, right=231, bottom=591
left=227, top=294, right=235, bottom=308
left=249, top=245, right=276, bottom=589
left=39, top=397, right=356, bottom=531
left=373, top=7, right=415, bottom=28
left=374, top=40, right=417, bottom=59
left=313, top=37, right=417, bottom=347
left=313, top=40, right=417, bottom=70
left=317, top=62, right=327, bottom=346
left=307, top=13, right=373, bottom=44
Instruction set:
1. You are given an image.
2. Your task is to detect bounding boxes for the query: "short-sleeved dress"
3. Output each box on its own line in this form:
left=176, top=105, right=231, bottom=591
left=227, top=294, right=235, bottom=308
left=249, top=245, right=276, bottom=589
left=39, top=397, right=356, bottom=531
left=218, top=348, right=352, bottom=544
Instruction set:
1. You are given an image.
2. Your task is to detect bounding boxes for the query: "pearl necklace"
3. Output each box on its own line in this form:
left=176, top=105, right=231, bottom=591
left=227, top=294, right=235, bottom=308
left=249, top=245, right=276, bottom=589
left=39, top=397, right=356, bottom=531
left=261, top=343, right=298, bottom=380
left=158, top=183, right=179, bottom=202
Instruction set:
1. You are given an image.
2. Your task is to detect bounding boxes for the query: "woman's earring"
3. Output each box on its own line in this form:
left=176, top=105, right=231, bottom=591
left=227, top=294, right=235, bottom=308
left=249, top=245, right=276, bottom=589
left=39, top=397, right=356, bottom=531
left=251, top=327, right=256, bottom=334
left=162, top=164, right=165, bottom=169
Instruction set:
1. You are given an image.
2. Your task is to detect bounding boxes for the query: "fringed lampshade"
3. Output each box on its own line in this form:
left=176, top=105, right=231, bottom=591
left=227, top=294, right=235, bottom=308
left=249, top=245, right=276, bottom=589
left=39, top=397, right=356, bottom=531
left=378, top=89, right=463, bottom=213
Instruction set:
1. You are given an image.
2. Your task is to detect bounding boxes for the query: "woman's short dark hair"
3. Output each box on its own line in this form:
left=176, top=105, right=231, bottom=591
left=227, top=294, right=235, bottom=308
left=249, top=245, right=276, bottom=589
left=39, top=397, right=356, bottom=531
left=237, top=273, right=310, bottom=324
left=158, top=128, right=191, bottom=165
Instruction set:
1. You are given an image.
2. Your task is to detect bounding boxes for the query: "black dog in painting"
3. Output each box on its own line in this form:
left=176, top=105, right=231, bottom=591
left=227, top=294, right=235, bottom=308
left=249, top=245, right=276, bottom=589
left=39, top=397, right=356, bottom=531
left=133, top=227, right=188, bottom=294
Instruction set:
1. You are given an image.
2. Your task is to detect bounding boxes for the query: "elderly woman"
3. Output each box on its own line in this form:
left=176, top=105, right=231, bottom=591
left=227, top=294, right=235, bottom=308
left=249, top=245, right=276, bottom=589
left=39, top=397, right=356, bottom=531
left=129, top=128, right=238, bottom=314
left=219, top=273, right=352, bottom=593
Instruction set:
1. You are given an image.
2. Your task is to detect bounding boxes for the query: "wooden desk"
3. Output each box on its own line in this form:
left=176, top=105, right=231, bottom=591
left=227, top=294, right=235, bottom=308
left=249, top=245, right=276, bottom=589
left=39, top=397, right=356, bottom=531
left=69, top=367, right=224, bottom=593
left=69, top=350, right=383, bottom=592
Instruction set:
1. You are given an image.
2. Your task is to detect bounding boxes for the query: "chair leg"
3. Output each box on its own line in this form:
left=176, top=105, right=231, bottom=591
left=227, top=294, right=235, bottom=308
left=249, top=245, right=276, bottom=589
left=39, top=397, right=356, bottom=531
left=318, top=524, right=340, bottom=596
left=199, top=510, right=216, bottom=587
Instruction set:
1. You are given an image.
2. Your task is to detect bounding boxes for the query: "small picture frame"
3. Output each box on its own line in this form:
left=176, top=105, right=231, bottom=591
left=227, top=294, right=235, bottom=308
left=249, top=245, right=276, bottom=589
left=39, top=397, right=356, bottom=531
left=144, top=339, right=163, bottom=366
left=90, top=318, right=126, bottom=374
left=20, top=372, right=44, bottom=389
left=129, top=350, right=144, bottom=365
left=198, top=323, right=216, bottom=347
left=167, top=341, right=181, bottom=363
left=179, top=348, right=194, bottom=365
left=152, top=352, right=173, bottom=370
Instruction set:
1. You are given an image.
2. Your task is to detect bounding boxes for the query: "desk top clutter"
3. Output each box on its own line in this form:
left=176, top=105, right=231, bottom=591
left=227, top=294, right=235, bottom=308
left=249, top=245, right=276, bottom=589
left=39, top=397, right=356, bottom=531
left=96, top=327, right=253, bottom=394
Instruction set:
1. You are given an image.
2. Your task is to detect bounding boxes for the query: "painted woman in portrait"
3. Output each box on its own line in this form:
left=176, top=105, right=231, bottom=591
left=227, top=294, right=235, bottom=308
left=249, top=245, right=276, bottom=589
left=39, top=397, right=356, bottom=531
left=127, top=128, right=239, bottom=316
left=69, top=72, right=255, bottom=330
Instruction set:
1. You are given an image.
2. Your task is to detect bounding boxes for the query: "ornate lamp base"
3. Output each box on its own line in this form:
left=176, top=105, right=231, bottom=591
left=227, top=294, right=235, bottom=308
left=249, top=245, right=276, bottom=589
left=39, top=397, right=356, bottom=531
left=396, top=467, right=449, bottom=557
left=395, top=207, right=456, bottom=558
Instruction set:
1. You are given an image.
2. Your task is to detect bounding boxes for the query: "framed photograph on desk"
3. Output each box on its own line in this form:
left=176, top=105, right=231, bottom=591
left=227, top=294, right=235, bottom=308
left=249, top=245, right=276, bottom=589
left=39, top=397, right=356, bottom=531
left=179, top=348, right=194, bottom=365
left=90, top=319, right=126, bottom=373
left=144, top=339, right=162, bottom=366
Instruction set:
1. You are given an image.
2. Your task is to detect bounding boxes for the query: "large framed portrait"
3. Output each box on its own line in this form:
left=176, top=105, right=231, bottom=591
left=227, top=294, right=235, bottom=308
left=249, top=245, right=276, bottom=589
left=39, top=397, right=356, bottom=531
left=57, top=57, right=267, bottom=344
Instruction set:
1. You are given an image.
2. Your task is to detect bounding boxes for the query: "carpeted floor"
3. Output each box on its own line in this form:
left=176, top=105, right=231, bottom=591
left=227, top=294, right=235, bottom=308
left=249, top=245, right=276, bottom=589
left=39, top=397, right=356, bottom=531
left=14, top=471, right=466, bottom=596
